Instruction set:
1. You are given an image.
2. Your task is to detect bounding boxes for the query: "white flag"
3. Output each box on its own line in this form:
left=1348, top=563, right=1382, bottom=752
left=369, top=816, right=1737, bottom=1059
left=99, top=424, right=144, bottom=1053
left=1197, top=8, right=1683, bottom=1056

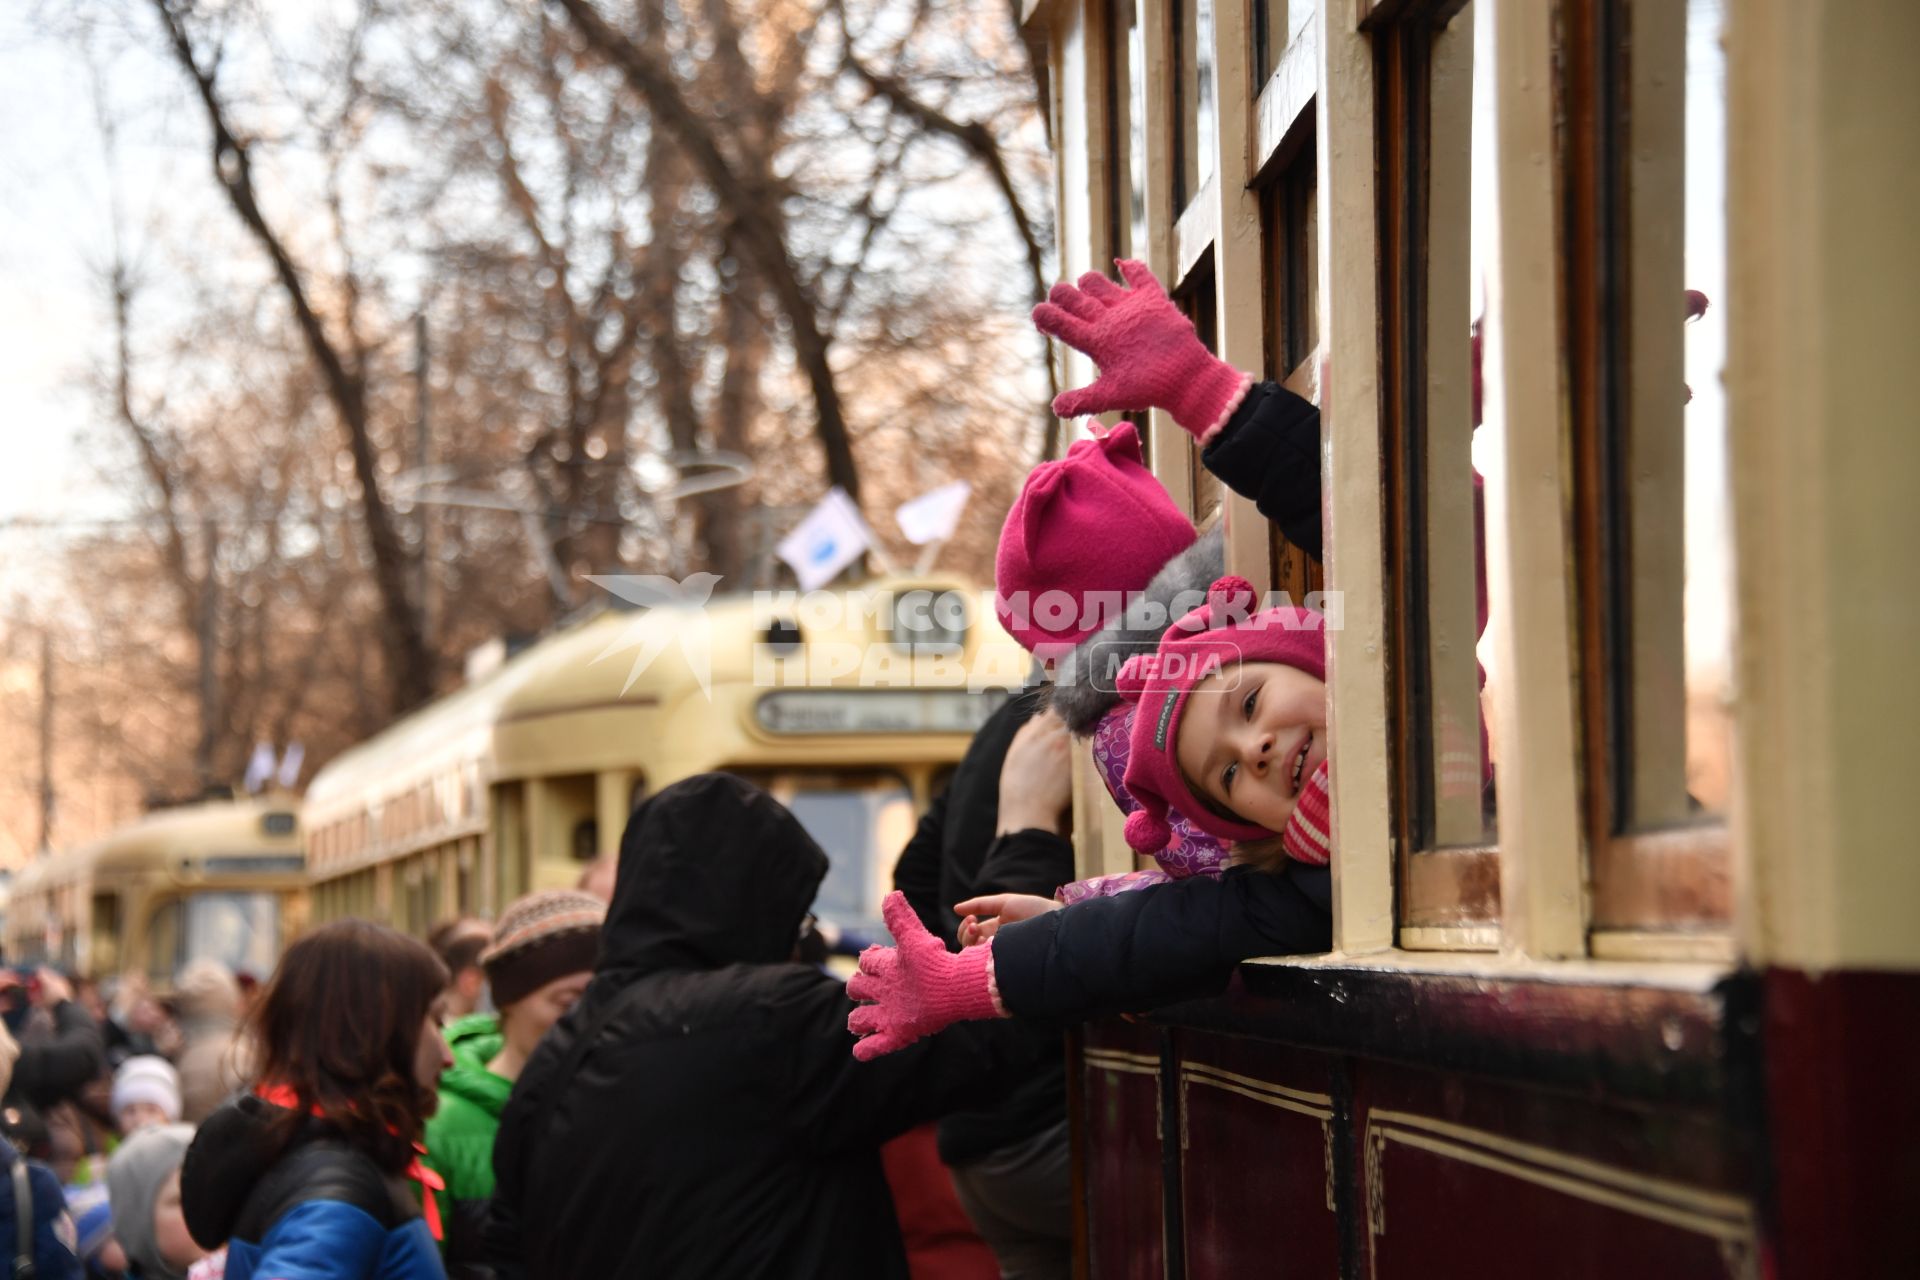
left=275, top=742, right=306, bottom=789
left=894, top=480, right=972, bottom=546
left=777, top=488, right=873, bottom=591
left=243, top=742, right=276, bottom=794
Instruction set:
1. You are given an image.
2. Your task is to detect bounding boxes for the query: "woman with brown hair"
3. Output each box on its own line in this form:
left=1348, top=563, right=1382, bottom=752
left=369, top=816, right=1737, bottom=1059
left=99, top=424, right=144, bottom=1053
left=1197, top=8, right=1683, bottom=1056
left=177, top=920, right=454, bottom=1280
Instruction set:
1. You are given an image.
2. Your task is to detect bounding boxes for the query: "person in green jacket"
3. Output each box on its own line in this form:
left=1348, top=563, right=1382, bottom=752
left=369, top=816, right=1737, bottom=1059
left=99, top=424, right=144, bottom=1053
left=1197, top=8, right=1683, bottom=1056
left=422, top=890, right=604, bottom=1278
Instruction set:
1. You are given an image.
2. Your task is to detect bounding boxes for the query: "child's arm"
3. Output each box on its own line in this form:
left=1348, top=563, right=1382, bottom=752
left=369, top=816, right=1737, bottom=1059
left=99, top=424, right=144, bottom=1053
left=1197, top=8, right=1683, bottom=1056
left=1033, top=262, right=1323, bottom=558
left=1201, top=382, right=1323, bottom=560
left=987, top=862, right=1332, bottom=1022
left=847, top=866, right=1333, bottom=1061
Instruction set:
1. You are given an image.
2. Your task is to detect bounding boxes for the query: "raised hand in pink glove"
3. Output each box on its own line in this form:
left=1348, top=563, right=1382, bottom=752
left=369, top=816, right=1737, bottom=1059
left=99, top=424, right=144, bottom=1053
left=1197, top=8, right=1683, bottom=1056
left=846, top=891, right=1006, bottom=1061
left=1032, top=259, right=1253, bottom=442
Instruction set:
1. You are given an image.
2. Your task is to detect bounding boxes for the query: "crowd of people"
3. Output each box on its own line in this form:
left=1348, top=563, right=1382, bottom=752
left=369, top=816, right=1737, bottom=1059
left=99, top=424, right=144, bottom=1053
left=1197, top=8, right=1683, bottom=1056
left=0, top=952, right=253, bottom=1278
left=0, top=259, right=1449, bottom=1278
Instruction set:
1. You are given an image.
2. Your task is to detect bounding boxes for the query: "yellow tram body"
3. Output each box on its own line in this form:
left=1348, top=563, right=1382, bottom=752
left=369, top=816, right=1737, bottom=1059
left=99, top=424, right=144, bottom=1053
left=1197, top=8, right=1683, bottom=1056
left=1019, top=0, right=1918, bottom=1273
left=2, top=796, right=307, bottom=985
left=303, top=576, right=1029, bottom=937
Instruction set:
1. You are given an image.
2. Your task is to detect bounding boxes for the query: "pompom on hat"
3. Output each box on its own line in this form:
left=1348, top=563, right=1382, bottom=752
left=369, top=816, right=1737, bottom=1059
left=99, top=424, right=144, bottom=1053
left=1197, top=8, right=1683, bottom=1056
left=994, top=423, right=1197, bottom=655
left=1116, top=575, right=1327, bottom=855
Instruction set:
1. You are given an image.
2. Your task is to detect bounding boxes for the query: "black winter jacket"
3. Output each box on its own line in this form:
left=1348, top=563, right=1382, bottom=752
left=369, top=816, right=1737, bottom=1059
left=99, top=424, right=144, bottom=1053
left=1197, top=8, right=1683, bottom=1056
left=997, top=379, right=1334, bottom=1021
left=484, top=773, right=1044, bottom=1280
left=1204, top=380, right=1324, bottom=559
left=992, top=863, right=1331, bottom=1020
left=891, top=687, right=1077, bottom=1165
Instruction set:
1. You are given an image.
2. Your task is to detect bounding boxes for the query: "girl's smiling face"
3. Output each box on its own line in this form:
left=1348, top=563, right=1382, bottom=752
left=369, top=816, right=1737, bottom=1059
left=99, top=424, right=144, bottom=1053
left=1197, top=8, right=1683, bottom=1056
left=1174, top=660, right=1328, bottom=834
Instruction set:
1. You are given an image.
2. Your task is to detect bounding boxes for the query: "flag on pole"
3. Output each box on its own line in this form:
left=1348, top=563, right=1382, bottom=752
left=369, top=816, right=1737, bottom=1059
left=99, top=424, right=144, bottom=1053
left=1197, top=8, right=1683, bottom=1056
left=243, top=742, right=276, bottom=794
left=894, top=480, right=972, bottom=546
left=777, top=488, right=873, bottom=591
left=275, top=742, right=306, bottom=789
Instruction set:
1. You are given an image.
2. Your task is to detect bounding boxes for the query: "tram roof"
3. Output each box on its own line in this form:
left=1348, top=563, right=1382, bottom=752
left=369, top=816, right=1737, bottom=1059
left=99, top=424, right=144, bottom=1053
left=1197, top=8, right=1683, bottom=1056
left=303, top=575, right=1030, bottom=821
left=15, top=795, right=302, bottom=890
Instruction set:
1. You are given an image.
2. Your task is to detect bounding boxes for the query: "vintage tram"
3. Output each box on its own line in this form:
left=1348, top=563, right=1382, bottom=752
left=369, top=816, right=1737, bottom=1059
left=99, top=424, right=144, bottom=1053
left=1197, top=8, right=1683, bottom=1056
left=1021, top=0, right=1914, bottom=1275
left=301, top=575, right=1028, bottom=940
left=2, top=796, right=307, bottom=985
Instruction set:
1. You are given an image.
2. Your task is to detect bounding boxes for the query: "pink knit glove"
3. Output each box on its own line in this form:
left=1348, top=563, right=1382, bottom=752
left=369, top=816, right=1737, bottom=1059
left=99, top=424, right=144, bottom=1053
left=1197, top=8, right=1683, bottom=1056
left=1280, top=759, right=1333, bottom=866
left=847, top=891, right=1006, bottom=1061
left=1032, top=259, right=1253, bottom=442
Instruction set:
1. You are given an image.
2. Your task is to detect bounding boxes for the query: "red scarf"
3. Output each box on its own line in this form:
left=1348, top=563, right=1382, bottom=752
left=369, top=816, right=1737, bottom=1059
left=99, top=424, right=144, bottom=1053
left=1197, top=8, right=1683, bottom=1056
left=252, top=1084, right=445, bottom=1241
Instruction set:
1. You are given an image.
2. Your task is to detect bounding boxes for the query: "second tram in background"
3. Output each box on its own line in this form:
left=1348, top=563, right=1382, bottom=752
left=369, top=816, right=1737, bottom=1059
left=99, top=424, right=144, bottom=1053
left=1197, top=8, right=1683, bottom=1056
left=301, top=576, right=1028, bottom=940
left=2, top=796, right=306, bottom=985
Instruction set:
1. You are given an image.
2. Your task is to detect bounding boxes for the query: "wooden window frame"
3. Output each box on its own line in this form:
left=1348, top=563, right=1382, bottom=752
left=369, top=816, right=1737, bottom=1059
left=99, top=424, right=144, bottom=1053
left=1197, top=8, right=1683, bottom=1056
left=1038, top=0, right=1744, bottom=968
left=1564, top=0, right=1733, bottom=951
left=1374, top=2, right=1499, bottom=951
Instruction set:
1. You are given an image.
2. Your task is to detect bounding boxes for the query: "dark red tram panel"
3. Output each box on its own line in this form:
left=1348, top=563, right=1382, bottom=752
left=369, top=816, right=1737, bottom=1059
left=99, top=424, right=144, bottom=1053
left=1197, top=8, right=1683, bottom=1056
left=1177, top=1036, right=1341, bottom=1280
left=1067, top=968, right=1802, bottom=1279
left=1080, top=1021, right=1169, bottom=1278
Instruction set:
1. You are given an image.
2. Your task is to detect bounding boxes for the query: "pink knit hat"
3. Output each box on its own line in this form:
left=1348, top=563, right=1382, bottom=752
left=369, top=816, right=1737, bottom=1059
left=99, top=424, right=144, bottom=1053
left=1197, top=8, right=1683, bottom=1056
left=1115, top=575, right=1326, bottom=854
left=994, top=423, right=1196, bottom=654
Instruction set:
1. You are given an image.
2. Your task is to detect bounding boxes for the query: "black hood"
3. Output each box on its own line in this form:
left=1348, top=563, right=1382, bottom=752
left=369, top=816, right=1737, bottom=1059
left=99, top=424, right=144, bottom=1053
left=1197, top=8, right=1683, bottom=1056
left=181, top=1095, right=417, bottom=1252
left=1048, top=523, right=1225, bottom=735
left=599, top=773, right=829, bottom=974
left=179, top=1095, right=285, bottom=1249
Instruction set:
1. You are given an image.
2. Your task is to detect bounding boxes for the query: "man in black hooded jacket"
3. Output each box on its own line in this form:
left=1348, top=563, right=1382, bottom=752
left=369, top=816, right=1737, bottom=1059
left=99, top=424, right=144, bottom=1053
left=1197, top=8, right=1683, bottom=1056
left=482, top=773, right=1043, bottom=1280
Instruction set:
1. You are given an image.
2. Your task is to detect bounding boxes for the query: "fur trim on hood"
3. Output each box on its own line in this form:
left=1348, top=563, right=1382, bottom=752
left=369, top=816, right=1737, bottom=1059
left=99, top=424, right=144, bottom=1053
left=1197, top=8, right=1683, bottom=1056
left=1047, top=523, right=1224, bottom=735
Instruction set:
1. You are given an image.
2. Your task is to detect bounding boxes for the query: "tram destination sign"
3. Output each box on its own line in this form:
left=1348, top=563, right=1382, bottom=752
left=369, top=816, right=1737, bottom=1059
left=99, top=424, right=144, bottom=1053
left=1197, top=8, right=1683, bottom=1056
left=754, top=689, right=1007, bottom=736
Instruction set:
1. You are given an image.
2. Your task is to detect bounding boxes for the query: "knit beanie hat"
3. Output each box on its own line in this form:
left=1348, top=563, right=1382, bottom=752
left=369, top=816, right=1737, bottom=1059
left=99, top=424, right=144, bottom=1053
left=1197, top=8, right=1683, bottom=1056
left=112, top=1054, right=183, bottom=1125
left=482, top=890, right=607, bottom=1008
left=106, top=1123, right=196, bottom=1280
left=1116, top=575, right=1326, bottom=854
left=994, top=423, right=1197, bottom=655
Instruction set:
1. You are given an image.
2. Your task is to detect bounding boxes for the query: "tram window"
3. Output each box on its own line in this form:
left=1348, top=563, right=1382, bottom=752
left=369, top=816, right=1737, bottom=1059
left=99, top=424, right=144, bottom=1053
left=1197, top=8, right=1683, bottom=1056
left=1171, top=0, right=1217, bottom=213
left=1125, top=0, right=1149, bottom=260
left=741, top=770, right=916, bottom=937
left=182, top=892, right=280, bottom=978
left=572, top=819, right=600, bottom=862
left=1379, top=0, right=1503, bottom=945
left=1254, top=0, right=1313, bottom=85
left=147, top=900, right=182, bottom=981
left=89, top=893, right=122, bottom=977
left=1583, top=0, right=1733, bottom=935
left=1175, top=258, right=1224, bottom=525
left=1259, top=137, right=1318, bottom=382
left=1259, top=137, right=1321, bottom=605
left=1102, top=0, right=1134, bottom=264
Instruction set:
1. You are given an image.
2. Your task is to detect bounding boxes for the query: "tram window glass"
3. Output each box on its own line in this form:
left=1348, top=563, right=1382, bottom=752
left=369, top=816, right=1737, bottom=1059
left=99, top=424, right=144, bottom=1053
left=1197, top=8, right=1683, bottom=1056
left=1175, top=257, right=1224, bottom=525
left=1259, top=136, right=1321, bottom=604
left=1102, top=0, right=1134, bottom=264
left=147, top=900, right=181, bottom=981
left=1126, top=0, right=1149, bottom=259
left=1585, top=0, right=1733, bottom=935
left=1259, top=138, right=1318, bottom=381
left=182, top=892, right=280, bottom=978
left=1255, top=0, right=1314, bottom=85
left=89, top=892, right=122, bottom=976
left=742, top=770, right=916, bottom=937
left=1171, top=0, right=1216, bottom=213
left=1382, top=1, right=1503, bottom=944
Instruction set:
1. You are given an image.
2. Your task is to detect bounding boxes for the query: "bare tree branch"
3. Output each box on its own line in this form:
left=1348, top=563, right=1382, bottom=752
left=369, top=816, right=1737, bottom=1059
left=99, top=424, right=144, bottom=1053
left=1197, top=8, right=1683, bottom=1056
left=555, top=0, right=863, bottom=502
left=149, top=0, right=434, bottom=710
